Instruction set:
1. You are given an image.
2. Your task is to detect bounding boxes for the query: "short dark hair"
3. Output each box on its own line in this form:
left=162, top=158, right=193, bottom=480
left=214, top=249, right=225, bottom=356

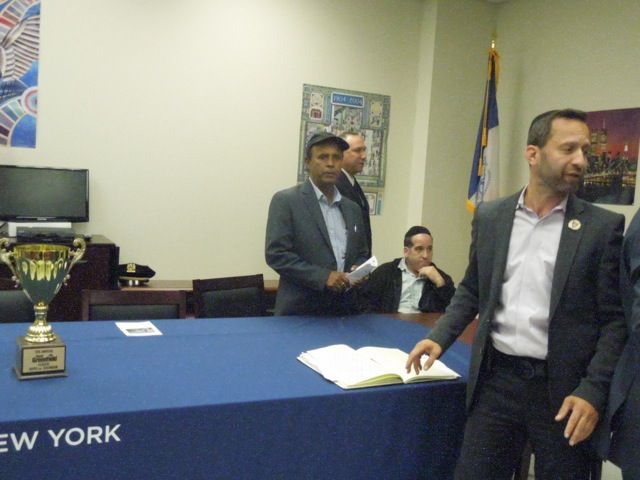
left=404, top=226, right=432, bottom=247
left=527, top=109, right=588, bottom=147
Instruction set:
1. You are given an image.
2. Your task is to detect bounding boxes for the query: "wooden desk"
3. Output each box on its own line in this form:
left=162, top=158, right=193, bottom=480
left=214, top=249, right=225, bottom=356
left=121, top=279, right=278, bottom=293
left=121, top=279, right=279, bottom=315
left=391, top=312, right=478, bottom=345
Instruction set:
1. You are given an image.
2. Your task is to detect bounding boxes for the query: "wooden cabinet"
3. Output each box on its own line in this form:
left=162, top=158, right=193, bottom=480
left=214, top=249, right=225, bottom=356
left=0, top=235, right=119, bottom=321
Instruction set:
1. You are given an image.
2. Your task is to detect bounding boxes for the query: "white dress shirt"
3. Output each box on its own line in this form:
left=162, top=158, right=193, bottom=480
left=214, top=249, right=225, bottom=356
left=397, top=258, right=424, bottom=313
left=491, top=189, right=567, bottom=359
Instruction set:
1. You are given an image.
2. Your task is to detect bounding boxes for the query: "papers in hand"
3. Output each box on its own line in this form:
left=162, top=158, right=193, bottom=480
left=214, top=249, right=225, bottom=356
left=347, top=256, right=378, bottom=282
left=298, top=344, right=459, bottom=389
left=116, top=321, right=163, bottom=337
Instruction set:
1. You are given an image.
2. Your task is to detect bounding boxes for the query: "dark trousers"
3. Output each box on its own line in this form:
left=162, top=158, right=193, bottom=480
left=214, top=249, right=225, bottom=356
left=454, top=353, right=594, bottom=480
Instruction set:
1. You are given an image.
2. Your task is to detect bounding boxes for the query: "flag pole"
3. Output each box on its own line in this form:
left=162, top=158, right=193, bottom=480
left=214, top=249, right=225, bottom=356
left=466, top=40, right=500, bottom=213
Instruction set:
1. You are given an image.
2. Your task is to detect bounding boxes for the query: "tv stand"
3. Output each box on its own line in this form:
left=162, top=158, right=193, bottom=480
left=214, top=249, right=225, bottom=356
left=7, top=221, right=72, bottom=237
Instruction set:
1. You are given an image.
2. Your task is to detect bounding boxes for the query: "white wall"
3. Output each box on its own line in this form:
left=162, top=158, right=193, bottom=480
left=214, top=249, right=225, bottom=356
left=421, top=0, right=498, bottom=281
left=4, top=0, right=428, bottom=280
left=496, top=0, right=640, bottom=223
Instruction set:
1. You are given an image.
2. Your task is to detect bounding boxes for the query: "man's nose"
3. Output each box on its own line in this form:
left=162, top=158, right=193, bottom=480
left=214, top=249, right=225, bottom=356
left=574, top=151, right=588, bottom=170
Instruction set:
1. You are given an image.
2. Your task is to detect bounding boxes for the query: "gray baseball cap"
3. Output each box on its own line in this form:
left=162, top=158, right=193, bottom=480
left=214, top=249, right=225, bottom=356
left=305, top=132, right=349, bottom=158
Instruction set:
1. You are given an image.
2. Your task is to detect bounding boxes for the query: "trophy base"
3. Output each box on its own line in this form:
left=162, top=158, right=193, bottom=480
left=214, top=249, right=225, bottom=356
left=15, top=336, right=67, bottom=380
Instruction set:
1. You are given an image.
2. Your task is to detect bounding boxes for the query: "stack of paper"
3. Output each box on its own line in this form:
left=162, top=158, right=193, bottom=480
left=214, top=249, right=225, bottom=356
left=347, top=256, right=378, bottom=283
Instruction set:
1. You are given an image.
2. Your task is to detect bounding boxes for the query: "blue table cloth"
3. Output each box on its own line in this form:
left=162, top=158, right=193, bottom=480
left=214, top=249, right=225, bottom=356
left=0, top=314, right=470, bottom=479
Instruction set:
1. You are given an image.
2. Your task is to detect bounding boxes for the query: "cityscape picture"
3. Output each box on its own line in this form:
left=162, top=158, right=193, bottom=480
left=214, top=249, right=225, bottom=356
left=578, top=107, right=640, bottom=205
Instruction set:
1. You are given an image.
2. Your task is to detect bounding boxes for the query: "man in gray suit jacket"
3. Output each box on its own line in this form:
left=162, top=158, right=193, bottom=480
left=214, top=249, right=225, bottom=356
left=266, top=132, right=369, bottom=316
left=600, top=208, right=640, bottom=479
left=406, top=109, right=626, bottom=479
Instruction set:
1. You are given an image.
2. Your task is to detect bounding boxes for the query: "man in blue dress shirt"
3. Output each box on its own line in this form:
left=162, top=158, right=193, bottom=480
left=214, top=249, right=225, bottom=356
left=266, top=132, right=369, bottom=316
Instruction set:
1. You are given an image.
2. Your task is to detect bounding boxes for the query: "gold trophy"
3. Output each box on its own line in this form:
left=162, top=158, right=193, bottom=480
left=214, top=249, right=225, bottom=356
left=0, top=237, right=86, bottom=379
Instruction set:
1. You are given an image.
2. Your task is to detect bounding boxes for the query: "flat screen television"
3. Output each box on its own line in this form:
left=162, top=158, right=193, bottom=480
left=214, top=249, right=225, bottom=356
left=0, top=165, right=89, bottom=222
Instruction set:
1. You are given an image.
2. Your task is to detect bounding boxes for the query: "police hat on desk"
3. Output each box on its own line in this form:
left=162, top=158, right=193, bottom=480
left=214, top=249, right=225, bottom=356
left=118, top=263, right=156, bottom=286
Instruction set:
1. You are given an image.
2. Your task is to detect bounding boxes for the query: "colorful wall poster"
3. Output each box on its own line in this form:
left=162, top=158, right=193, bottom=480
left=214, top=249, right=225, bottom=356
left=299, top=84, right=390, bottom=214
left=0, top=0, right=40, bottom=148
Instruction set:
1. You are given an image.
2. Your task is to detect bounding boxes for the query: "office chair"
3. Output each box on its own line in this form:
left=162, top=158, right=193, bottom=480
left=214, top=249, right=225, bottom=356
left=81, top=289, right=187, bottom=321
left=0, top=279, right=35, bottom=323
left=192, top=274, right=266, bottom=318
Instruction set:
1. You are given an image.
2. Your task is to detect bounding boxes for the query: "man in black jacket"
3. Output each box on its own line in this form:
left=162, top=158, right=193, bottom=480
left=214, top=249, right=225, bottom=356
left=336, top=131, right=372, bottom=258
left=357, top=226, right=455, bottom=313
left=406, top=109, right=626, bottom=478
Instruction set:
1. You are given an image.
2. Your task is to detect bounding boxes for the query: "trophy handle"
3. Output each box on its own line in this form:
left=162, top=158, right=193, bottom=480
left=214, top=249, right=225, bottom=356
left=0, top=238, right=20, bottom=286
left=68, top=237, right=87, bottom=270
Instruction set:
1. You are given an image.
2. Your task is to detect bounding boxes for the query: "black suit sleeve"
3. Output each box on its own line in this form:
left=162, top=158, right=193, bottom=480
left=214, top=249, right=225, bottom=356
left=418, top=266, right=455, bottom=313
left=572, top=213, right=627, bottom=412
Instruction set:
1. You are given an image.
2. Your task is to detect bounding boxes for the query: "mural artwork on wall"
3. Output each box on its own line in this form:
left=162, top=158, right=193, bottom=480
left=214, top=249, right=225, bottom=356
left=299, top=84, right=390, bottom=215
left=577, top=107, right=639, bottom=206
left=0, top=0, right=40, bottom=148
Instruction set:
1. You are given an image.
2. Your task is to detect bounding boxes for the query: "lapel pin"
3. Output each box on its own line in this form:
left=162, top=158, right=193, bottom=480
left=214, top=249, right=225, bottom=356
left=568, top=219, right=581, bottom=231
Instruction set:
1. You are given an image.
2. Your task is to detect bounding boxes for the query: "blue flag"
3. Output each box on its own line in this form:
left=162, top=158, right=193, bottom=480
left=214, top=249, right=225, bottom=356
left=467, top=47, right=500, bottom=212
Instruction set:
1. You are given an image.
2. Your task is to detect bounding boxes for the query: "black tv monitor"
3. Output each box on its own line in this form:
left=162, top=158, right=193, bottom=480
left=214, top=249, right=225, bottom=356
left=0, top=165, right=89, bottom=222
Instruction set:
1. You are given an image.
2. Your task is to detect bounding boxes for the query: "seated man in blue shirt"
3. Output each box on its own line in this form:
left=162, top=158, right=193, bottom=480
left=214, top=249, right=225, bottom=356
left=357, top=226, right=455, bottom=313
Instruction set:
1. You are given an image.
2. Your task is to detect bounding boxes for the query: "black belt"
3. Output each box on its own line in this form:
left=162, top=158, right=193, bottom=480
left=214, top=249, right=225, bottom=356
left=491, top=346, right=547, bottom=380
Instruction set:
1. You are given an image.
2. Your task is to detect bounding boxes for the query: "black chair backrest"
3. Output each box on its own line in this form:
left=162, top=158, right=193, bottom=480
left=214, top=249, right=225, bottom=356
left=0, top=287, right=35, bottom=323
left=192, top=274, right=265, bottom=318
left=81, top=290, right=187, bottom=321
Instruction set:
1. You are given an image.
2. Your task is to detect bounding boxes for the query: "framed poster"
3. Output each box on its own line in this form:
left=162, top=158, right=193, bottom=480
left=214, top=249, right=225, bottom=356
left=299, top=84, right=390, bottom=214
left=578, top=107, right=639, bottom=205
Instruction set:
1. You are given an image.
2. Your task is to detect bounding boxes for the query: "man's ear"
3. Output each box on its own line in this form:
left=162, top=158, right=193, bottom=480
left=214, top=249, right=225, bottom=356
left=525, top=145, right=539, bottom=167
